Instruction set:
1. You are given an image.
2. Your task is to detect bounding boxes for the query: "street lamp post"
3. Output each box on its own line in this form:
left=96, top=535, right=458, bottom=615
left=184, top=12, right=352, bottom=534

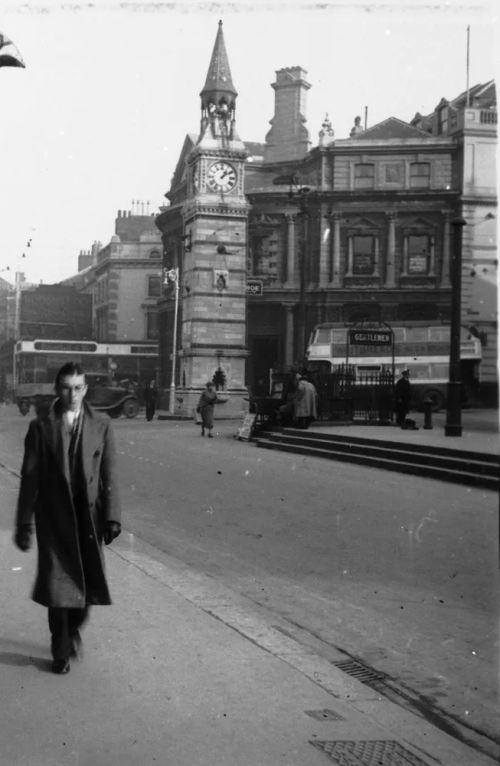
left=272, top=174, right=311, bottom=365
left=297, top=200, right=309, bottom=362
left=445, top=216, right=467, bottom=437
left=167, top=267, right=180, bottom=415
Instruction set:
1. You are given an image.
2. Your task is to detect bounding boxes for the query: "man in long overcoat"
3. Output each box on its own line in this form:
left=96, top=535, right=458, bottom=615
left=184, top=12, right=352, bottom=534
left=394, top=368, right=412, bottom=427
left=293, top=371, right=318, bottom=429
left=14, top=362, right=121, bottom=674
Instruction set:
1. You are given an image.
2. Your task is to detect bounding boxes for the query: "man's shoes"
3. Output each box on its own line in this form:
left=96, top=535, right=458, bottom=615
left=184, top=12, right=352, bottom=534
left=52, top=659, right=70, bottom=674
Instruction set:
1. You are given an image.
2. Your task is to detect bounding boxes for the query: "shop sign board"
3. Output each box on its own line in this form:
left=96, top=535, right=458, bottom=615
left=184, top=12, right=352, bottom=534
left=246, top=279, right=264, bottom=296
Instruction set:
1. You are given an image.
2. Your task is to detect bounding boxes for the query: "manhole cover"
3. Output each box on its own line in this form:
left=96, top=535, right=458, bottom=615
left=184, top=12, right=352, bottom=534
left=305, top=709, right=345, bottom=722
left=310, top=739, right=431, bottom=766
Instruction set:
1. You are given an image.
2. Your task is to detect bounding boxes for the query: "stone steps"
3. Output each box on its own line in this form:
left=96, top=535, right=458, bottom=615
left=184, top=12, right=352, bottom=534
left=254, top=429, right=499, bottom=491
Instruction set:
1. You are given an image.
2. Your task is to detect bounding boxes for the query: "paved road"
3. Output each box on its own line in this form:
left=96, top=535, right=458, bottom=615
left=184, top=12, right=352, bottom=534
left=1, top=405, right=497, bottom=750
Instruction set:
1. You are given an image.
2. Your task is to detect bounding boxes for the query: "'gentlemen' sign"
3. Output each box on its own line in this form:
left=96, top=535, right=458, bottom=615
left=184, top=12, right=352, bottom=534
left=349, top=330, right=392, bottom=346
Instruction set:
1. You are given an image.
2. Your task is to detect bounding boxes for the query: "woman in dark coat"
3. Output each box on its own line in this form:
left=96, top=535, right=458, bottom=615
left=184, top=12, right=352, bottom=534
left=143, top=380, right=157, bottom=422
left=197, top=381, right=217, bottom=438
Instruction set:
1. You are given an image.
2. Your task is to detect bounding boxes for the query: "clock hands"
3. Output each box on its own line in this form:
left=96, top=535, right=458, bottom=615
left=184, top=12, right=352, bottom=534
left=206, top=162, right=236, bottom=190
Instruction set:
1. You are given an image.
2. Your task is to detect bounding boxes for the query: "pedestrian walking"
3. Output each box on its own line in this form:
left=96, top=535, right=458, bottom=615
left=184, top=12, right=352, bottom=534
left=143, top=379, right=157, bottom=422
left=13, top=362, right=121, bottom=675
left=394, top=368, right=412, bottom=427
left=197, top=381, right=218, bottom=438
left=293, top=370, right=318, bottom=429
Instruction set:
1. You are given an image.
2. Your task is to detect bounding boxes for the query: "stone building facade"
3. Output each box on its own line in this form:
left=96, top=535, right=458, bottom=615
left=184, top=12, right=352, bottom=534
left=156, top=23, right=496, bottom=406
left=412, top=81, right=497, bottom=394
left=243, top=113, right=460, bottom=394
left=63, top=205, right=163, bottom=346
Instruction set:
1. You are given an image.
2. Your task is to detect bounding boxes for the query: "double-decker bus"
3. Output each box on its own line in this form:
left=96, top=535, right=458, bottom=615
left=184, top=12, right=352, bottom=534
left=305, top=322, right=482, bottom=411
left=13, top=339, right=159, bottom=417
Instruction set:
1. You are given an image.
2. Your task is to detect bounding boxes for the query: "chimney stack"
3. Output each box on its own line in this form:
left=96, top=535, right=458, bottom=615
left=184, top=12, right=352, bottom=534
left=264, top=67, right=311, bottom=163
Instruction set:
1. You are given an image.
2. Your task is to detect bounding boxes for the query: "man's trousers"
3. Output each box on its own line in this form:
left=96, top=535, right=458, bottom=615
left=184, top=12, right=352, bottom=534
left=48, top=607, right=89, bottom=661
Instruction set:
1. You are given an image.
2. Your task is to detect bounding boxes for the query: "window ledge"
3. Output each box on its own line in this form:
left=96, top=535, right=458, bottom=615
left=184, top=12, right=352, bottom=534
left=399, top=275, right=438, bottom=287
left=343, top=275, right=382, bottom=287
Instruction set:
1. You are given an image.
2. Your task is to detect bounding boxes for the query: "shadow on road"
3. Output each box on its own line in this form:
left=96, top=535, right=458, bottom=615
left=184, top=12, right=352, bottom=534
left=0, top=646, right=49, bottom=672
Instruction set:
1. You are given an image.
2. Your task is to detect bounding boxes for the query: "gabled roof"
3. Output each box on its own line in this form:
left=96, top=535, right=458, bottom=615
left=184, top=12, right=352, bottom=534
left=449, top=80, right=496, bottom=109
left=413, top=81, right=497, bottom=126
left=169, top=134, right=197, bottom=191
left=352, top=117, right=432, bottom=140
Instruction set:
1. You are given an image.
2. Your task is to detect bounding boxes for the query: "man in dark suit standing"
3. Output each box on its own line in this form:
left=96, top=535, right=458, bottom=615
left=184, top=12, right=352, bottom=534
left=394, top=368, right=412, bottom=427
left=14, top=362, right=122, bottom=674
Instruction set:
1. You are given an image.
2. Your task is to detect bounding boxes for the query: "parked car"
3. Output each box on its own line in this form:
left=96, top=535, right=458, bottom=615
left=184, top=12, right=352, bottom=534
left=16, top=373, right=139, bottom=419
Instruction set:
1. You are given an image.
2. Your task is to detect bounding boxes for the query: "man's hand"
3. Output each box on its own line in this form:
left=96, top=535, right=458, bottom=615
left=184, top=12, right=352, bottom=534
left=14, top=525, right=33, bottom=552
left=103, top=521, right=121, bottom=545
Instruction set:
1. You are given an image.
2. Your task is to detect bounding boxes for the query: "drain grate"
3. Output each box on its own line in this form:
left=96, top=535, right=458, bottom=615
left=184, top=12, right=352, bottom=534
left=305, top=709, right=345, bottom=722
left=310, top=739, right=431, bottom=766
left=333, top=659, right=385, bottom=687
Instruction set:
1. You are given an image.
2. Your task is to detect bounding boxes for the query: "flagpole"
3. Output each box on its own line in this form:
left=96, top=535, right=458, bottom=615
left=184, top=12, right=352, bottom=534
left=466, top=25, right=471, bottom=107
left=168, top=267, right=179, bottom=415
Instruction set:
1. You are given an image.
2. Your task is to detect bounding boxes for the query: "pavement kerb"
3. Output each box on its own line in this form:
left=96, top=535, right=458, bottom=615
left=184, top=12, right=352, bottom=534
left=110, top=531, right=499, bottom=765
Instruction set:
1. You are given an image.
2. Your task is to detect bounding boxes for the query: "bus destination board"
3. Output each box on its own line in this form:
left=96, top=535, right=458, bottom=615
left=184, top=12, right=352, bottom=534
left=349, top=330, right=392, bottom=346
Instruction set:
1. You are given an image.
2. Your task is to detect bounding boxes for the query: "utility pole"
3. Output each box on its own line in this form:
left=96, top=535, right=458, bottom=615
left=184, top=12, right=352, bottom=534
left=297, top=201, right=309, bottom=363
left=167, top=267, right=180, bottom=415
left=445, top=217, right=466, bottom=437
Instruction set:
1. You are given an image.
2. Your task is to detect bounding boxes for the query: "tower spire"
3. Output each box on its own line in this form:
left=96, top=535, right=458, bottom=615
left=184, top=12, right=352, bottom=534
left=200, top=20, right=237, bottom=120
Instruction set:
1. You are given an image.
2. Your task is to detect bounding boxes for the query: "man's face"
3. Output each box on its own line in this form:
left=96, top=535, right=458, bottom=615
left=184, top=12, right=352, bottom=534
left=56, top=374, right=87, bottom=412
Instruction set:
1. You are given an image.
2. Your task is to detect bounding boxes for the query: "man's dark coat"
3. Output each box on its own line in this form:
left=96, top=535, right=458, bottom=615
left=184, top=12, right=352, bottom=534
left=16, top=400, right=121, bottom=608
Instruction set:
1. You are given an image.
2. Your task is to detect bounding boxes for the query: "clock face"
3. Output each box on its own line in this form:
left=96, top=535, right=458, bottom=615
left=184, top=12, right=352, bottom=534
left=206, top=161, right=237, bottom=192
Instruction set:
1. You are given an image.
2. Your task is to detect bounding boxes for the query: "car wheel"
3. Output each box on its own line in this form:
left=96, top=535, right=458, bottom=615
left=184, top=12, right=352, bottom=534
left=108, top=408, right=122, bottom=419
left=423, top=389, right=445, bottom=412
left=122, top=399, right=139, bottom=418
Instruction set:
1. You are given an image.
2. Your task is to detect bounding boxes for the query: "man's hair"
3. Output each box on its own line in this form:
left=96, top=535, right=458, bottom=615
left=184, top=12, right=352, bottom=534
left=54, top=362, right=85, bottom=388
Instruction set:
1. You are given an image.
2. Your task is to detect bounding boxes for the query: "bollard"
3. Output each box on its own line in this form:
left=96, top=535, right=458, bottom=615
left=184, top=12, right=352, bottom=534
left=423, top=397, right=433, bottom=430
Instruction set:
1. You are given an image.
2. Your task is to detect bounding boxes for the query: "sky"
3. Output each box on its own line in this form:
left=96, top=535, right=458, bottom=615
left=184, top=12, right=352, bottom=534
left=1, top=0, right=498, bottom=285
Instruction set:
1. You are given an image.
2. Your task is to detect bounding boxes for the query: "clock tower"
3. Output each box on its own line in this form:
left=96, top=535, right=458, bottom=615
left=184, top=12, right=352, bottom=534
left=176, top=21, right=249, bottom=418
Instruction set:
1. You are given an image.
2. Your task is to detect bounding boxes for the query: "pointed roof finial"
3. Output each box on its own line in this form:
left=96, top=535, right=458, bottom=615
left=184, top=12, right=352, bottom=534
left=200, top=20, right=237, bottom=110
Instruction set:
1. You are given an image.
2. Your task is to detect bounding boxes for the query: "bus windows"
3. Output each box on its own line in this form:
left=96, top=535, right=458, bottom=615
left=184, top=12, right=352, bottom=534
left=429, top=326, right=449, bottom=342
left=429, top=363, right=448, bottom=378
left=406, top=327, right=428, bottom=342
left=405, top=364, right=430, bottom=380
left=315, top=328, right=332, bottom=344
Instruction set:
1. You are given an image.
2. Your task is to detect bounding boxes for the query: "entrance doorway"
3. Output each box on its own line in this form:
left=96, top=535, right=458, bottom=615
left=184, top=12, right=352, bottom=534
left=248, top=336, right=279, bottom=396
